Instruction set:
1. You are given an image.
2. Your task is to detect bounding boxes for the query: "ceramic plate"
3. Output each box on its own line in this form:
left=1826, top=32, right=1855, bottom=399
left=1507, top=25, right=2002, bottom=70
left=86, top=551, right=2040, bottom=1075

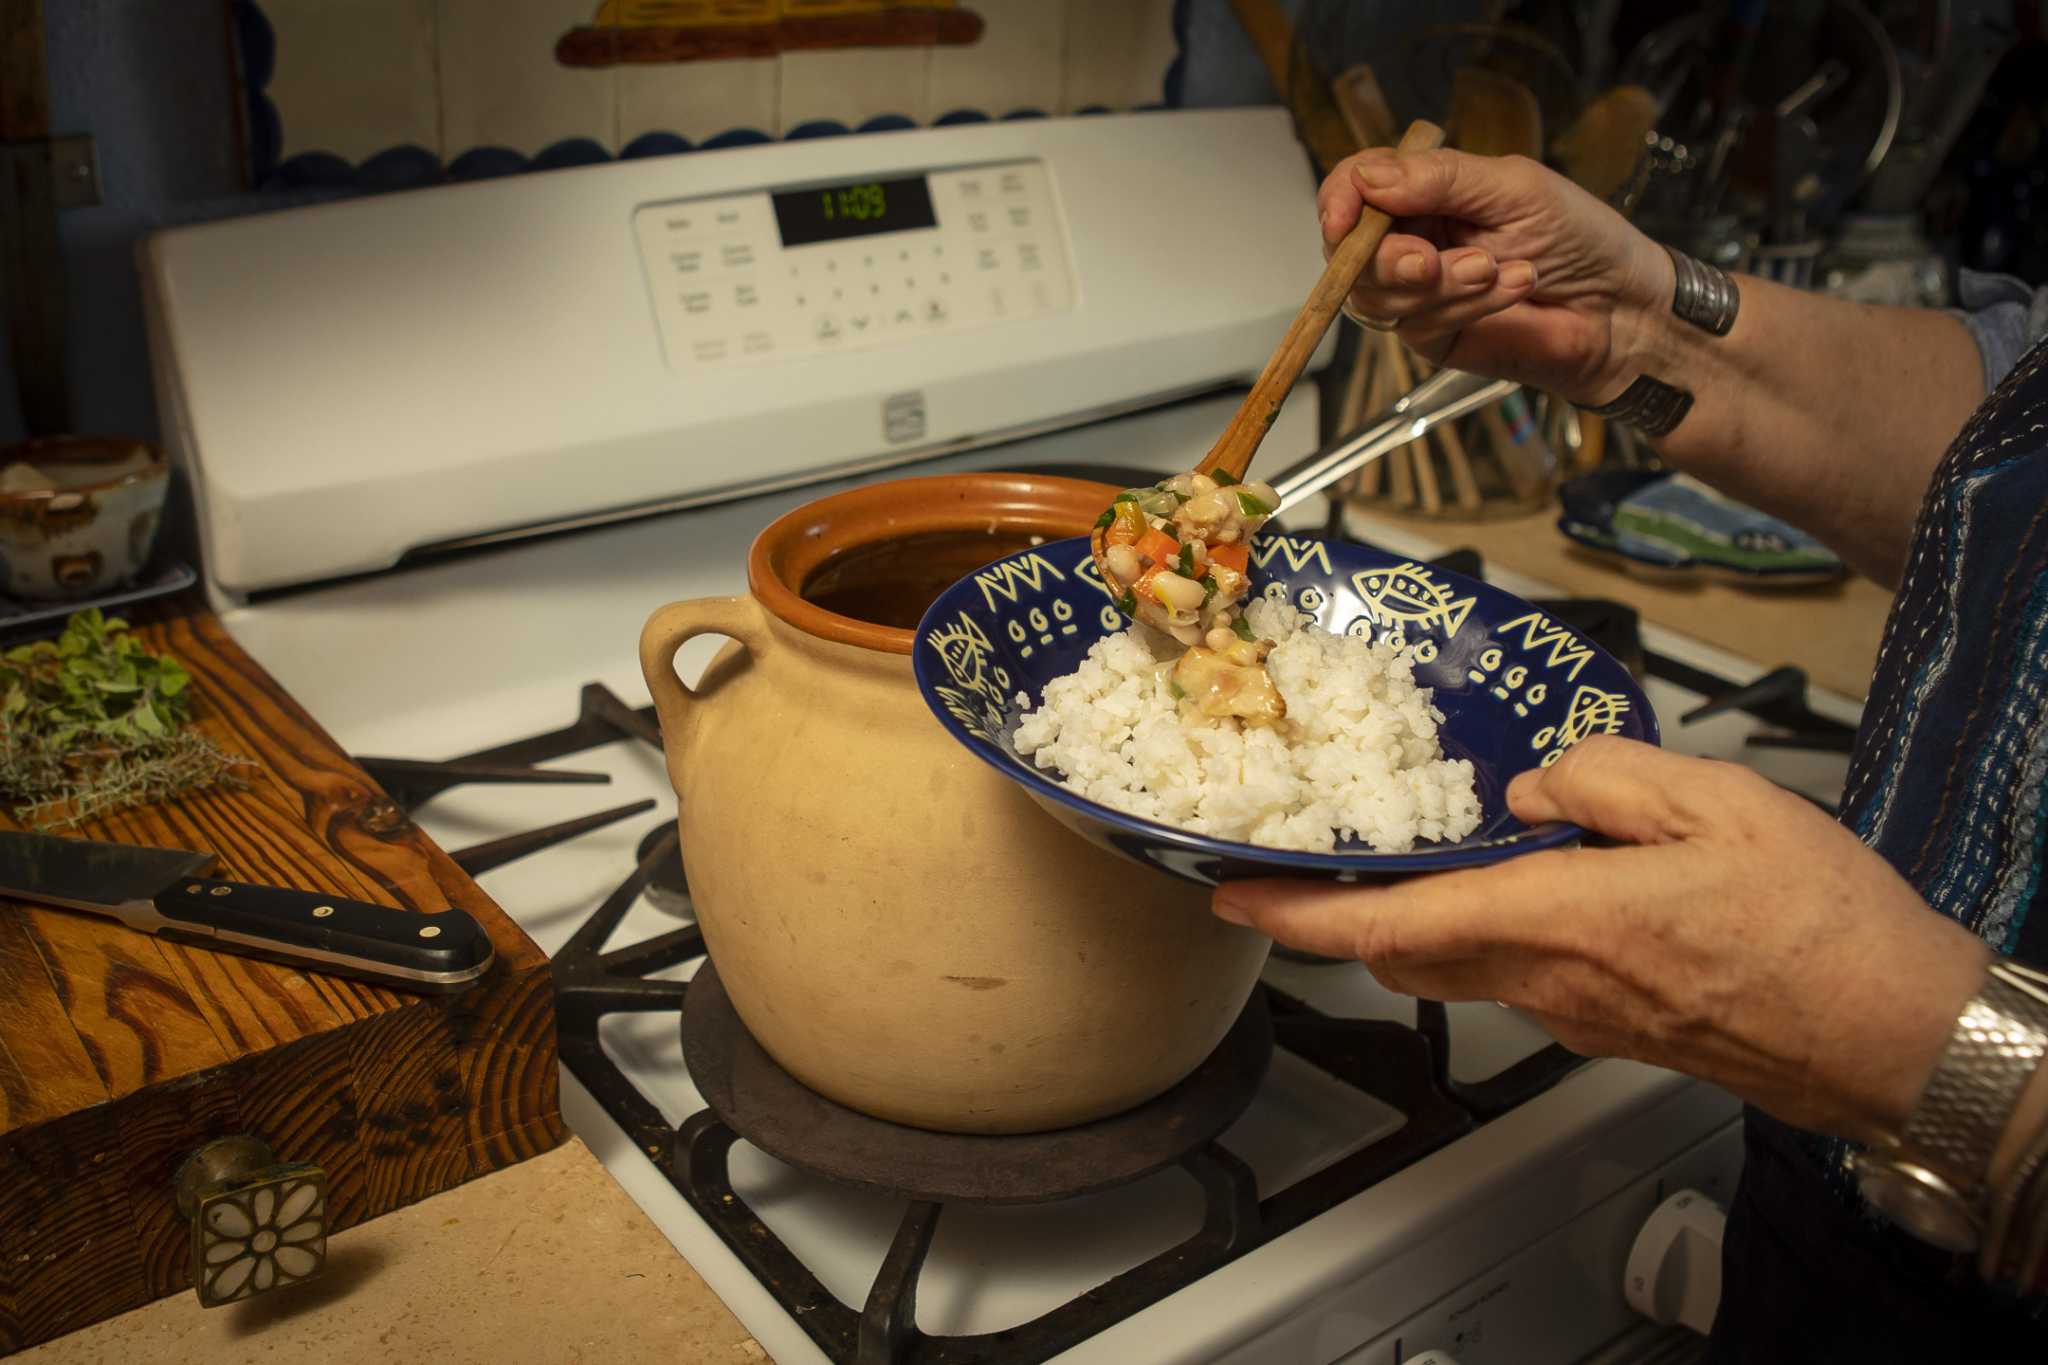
left=0, top=561, right=198, bottom=644
left=912, top=533, right=1657, bottom=886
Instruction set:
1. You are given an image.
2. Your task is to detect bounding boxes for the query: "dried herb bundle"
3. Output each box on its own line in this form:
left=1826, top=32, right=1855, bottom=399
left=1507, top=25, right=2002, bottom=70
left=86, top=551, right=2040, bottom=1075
left=0, top=609, right=249, bottom=828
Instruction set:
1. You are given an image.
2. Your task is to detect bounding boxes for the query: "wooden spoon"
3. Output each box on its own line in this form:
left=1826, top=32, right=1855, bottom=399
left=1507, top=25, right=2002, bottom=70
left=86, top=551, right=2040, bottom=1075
left=1554, top=84, right=1659, bottom=205
left=1094, top=117, right=1446, bottom=630
left=1449, top=66, right=1543, bottom=161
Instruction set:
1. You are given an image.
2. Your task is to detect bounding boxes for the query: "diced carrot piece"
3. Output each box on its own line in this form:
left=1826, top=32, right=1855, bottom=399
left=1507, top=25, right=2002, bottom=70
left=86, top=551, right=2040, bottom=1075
left=1135, top=528, right=1179, bottom=566
left=1208, top=541, right=1250, bottom=575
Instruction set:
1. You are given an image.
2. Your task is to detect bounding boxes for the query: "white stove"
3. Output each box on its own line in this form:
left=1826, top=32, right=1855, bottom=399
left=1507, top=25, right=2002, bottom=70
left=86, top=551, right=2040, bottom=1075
left=139, top=109, right=1860, bottom=1365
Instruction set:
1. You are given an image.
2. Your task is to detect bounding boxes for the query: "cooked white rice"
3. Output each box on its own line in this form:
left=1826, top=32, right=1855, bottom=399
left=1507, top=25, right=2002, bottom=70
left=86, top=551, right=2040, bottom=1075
left=1012, top=598, right=1481, bottom=853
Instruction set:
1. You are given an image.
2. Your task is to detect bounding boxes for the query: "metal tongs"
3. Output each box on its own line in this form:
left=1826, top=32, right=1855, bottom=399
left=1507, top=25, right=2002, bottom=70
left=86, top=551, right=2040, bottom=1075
left=1268, top=367, right=1521, bottom=514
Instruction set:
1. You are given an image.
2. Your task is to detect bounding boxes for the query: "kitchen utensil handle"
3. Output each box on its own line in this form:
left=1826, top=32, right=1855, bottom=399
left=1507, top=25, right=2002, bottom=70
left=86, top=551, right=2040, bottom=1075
left=1202, top=118, right=1445, bottom=483
left=638, top=596, right=768, bottom=756
left=154, top=879, right=493, bottom=992
left=1269, top=368, right=1521, bottom=512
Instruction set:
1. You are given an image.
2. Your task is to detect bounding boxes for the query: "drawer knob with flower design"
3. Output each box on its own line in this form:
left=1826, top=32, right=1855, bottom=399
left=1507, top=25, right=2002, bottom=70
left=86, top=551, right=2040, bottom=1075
left=173, top=1135, right=328, bottom=1306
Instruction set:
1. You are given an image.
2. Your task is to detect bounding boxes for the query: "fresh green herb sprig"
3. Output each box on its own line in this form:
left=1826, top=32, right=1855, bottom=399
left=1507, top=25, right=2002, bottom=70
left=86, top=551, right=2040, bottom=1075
left=0, top=609, right=249, bottom=829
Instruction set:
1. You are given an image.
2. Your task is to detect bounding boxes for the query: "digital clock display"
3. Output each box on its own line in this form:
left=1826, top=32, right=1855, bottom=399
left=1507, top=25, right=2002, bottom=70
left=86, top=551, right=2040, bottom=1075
left=771, top=175, right=937, bottom=247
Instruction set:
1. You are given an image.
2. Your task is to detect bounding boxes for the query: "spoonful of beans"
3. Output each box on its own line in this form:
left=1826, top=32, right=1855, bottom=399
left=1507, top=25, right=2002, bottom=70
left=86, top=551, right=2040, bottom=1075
left=1092, top=119, right=1445, bottom=646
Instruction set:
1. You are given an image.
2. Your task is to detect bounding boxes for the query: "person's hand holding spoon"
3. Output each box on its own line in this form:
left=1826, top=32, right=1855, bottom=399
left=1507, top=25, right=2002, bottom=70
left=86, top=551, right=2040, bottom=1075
left=1091, top=119, right=1447, bottom=642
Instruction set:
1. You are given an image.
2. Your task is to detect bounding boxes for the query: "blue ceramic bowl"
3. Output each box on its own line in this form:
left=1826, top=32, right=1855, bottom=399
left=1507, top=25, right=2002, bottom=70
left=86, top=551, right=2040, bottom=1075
left=912, top=531, right=1658, bottom=886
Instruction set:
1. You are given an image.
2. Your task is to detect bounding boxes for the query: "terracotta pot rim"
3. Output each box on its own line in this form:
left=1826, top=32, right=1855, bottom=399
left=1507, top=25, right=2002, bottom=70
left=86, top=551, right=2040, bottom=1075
left=748, top=472, right=1118, bottom=655
left=0, top=435, right=168, bottom=503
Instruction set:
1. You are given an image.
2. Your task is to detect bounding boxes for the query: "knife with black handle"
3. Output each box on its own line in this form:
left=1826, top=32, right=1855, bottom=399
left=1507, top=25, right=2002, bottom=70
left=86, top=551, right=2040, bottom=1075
left=0, top=829, right=494, bottom=993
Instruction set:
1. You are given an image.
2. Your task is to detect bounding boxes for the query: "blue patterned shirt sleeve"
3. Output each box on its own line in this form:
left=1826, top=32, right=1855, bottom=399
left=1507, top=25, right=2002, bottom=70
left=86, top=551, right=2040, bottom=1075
left=1952, top=267, right=2048, bottom=392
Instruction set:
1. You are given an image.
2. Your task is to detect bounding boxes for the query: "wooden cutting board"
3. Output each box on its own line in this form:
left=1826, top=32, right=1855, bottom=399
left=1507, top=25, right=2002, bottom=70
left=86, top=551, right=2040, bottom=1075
left=0, top=599, right=565, bottom=1353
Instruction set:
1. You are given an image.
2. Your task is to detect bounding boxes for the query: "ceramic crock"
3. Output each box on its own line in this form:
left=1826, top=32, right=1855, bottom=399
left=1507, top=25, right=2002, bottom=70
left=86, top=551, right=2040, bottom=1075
left=0, top=436, right=169, bottom=601
left=638, top=473, right=1272, bottom=1134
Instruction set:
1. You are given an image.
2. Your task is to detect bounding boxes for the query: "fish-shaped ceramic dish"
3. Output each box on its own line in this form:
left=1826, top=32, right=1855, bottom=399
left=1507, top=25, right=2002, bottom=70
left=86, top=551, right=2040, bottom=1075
left=1557, top=469, right=1846, bottom=586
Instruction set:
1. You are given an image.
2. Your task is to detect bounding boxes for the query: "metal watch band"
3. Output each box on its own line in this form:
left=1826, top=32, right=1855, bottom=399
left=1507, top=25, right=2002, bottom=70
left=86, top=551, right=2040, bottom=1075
left=1585, top=374, right=1695, bottom=437
left=2021, top=1145, right=2048, bottom=1295
left=1903, top=961, right=2048, bottom=1196
left=1666, top=245, right=1740, bottom=336
left=1984, top=1112, right=2048, bottom=1285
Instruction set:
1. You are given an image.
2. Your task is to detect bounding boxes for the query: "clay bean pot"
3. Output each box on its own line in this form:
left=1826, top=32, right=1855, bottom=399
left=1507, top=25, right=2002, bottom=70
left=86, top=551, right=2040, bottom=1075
left=639, top=473, right=1271, bottom=1134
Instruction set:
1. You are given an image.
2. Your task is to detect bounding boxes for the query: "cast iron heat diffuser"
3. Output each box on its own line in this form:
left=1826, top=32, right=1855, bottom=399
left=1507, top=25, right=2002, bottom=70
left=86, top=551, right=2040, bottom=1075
left=551, top=827, right=1511, bottom=1365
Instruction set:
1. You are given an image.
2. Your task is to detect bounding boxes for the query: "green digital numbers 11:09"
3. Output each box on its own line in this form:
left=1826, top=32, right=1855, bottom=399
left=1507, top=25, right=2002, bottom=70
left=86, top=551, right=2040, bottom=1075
left=820, top=183, right=887, bottom=222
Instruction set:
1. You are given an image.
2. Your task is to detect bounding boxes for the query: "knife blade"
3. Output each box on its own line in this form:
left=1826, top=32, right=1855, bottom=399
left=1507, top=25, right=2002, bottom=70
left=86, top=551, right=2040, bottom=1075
left=0, top=830, right=494, bottom=994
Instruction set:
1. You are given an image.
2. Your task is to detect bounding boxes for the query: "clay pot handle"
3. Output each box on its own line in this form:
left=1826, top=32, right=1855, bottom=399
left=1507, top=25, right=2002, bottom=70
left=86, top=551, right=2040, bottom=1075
left=638, top=596, right=768, bottom=753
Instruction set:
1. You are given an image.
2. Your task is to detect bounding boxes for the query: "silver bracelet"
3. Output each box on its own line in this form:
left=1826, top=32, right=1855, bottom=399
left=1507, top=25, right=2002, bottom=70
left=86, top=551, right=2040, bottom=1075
left=1575, top=249, right=1736, bottom=439
left=1667, top=245, right=1740, bottom=336
left=1585, top=374, right=1695, bottom=437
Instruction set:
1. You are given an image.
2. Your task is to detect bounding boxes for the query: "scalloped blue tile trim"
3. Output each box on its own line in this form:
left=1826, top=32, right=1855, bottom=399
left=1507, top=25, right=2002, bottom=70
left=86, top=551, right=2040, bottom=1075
left=233, top=1, right=283, bottom=185
left=784, top=119, right=848, bottom=141
left=1165, top=0, right=1190, bottom=107
left=701, top=127, right=774, bottom=150
left=622, top=131, right=691, bottom=159
left=242, top=0, right=1194, bottom=192
left=446, top=146, right=530, bottom=182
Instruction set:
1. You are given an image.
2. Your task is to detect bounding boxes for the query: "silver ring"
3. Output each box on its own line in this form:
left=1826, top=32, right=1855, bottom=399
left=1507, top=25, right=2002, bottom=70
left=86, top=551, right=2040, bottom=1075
left=1341, top=300, right=1400, bottom=332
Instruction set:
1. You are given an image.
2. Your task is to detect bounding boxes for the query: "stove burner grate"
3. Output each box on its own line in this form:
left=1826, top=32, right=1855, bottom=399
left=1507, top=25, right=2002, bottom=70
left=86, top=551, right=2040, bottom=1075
left=553, top=828, right=1485, bottom=1365
left=351, top=682, right=677, bottom=877
left=356, top=682, right=662, bottom=812
left=634, top=822, right=692, bottom=914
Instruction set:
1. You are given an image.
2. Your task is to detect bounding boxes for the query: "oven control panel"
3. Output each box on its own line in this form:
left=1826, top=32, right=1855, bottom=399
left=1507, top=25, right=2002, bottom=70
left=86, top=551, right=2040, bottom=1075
left=632, top=159, right=1076, bottom=370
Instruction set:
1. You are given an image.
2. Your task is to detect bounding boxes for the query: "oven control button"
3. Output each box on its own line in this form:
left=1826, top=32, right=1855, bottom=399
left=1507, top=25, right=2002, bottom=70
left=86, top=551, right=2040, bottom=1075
left=1624, top=1188, right=1727, bottom=1334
